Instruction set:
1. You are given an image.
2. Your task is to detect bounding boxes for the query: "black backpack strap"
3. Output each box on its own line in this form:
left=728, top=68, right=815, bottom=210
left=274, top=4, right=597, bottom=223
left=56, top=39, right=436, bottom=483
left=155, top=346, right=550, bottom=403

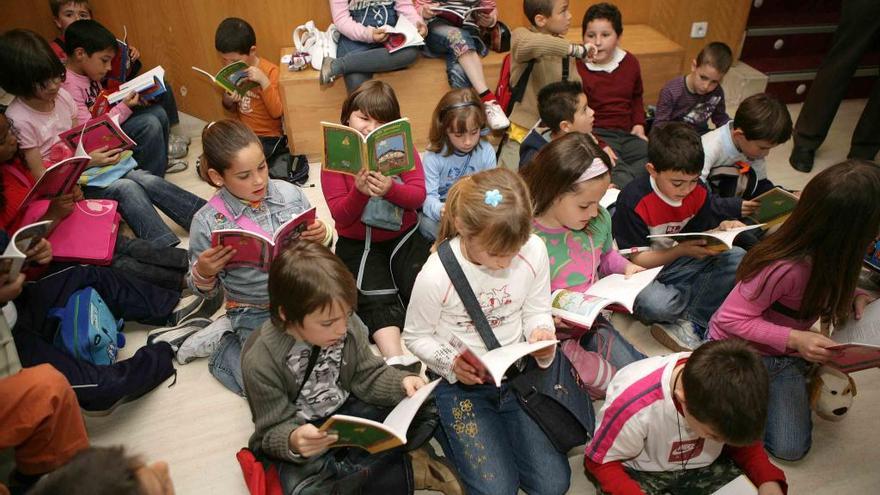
left=292, top=345, right=321, bottom=404
left=437, top=240, right=501, bottom=350
left=562, top=57, right=570, bottom=81
left=506, top=59, right=537, bottom=115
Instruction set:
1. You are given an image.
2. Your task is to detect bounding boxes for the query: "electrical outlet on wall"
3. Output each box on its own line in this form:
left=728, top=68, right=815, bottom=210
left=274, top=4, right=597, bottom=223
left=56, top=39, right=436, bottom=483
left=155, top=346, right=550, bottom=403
left=691, top=21, right=708, bottom=39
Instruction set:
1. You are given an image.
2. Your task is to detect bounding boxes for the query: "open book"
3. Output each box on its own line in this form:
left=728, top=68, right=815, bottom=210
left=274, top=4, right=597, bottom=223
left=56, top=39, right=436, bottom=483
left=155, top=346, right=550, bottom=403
left=448, top=335, right=557, bottom=387
left=711, top=475, right=757, bottom=495
left=430, top=5, right=494, bottom=27
left=210, top=207, right=316, bottom=271
left=828, top=300, right=880, bottom=373
left=600, top=188, right=620, bottom=210
left=747, top=187, right=798, bottom=227
left=107, top=25, right=129, bottom=82
left=321, top=118, right=415, bottom=176
left=647, top=224, right=764, bottom=252
left=552, top=266, right=663, bottom=329
left=0, top=221, right=53, bottom=282
left=107, top=66, right=166, bottom=104
left=192, top=61, right=260, bottom=97
left=58, top=114, right=135, bottom=154
left=383, top=17, right=425, bottom=53
left=20, top=137, right=90, bottom=210
left=319, top=379, right=440, bottom=454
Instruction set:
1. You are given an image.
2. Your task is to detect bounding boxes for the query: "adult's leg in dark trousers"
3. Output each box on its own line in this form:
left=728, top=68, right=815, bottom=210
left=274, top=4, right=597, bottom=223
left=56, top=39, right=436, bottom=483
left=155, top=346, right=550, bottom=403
left=849, top=76, right=880, bottom=160
left=14, top=265, right=180, bottom=339
left=793, top=0, right=880, bottom=153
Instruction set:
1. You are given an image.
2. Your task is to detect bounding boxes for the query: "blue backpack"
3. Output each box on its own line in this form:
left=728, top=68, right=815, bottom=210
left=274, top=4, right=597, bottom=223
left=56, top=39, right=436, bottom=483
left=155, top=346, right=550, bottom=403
left=51, top=287, right=125, bottom=366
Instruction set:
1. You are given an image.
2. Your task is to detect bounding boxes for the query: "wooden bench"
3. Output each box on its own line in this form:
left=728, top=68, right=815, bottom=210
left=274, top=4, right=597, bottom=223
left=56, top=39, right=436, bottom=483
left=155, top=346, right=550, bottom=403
left=279, top=25, right=683, bottom=160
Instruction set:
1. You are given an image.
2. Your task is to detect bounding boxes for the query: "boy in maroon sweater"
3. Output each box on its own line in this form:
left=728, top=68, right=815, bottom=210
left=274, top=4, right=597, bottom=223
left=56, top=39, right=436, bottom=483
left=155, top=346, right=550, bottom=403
left=577, top=3, right=648, bottom=189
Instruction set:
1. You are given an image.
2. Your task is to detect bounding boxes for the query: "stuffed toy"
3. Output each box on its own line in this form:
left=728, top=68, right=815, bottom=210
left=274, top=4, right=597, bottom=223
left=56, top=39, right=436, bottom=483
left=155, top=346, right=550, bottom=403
left=809, top=365, right=857, bottom=422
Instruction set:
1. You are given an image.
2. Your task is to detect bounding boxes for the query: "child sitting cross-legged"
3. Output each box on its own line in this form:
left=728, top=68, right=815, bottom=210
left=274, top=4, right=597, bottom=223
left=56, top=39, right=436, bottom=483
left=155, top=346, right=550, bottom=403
left=521, top=132, right=646, bottom=397
left=584, top=338, right=787, bottom=495
left=420, top=88, right=496, bottom=241
left=189, top=119, right=331, bottom=396
left=612, top=122, right=745, bottom=352
left=242, top=241, right=460, bottom=495
left=654, top=41, right=733, bottom=134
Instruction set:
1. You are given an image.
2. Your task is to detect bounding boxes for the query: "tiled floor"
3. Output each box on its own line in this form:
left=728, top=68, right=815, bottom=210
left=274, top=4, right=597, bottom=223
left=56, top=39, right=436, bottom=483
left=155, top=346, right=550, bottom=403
left=86, top=99, right=880, bottom=494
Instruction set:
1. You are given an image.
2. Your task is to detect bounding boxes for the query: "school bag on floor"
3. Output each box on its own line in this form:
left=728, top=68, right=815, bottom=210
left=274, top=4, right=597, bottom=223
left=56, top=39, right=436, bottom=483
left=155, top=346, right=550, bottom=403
left=50, top=287, right=125, bottom=366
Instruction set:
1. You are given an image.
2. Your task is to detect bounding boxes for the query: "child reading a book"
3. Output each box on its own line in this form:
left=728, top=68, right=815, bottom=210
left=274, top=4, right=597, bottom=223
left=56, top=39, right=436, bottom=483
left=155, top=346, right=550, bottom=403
left=320, top=0, right=427, bottom=93
left=521, top=133, right=645, bottom=396
left=576, top=2, right=649, bottom=188
left=702, top=93, right=793, bottom=221
left=242, top=241, right=459, bottom=495
left=321, top=80, right=431, bottom=364
left=497, top=0, right=596, bottom=169
left=612, top=123, right=745, bottom=352
left=584, top=338, right=787, bottom=495
left=0, top=29, right=205, bottom=249
left=519, top=79, right=612, bottom=168
left=420, top=88, right=496, bottom=241
left=415, top=0, right=509, bottom=130
left=189, top=119, right=331, bottom=395
left=654, top=42, right=733, bottom=134
left=709, top=160, right=880, bottom=461
left=61, top=19, right=173, bottom=178
left=213, top=17, right=285, bottom=161
left=403, top=168, right=571, bottom=495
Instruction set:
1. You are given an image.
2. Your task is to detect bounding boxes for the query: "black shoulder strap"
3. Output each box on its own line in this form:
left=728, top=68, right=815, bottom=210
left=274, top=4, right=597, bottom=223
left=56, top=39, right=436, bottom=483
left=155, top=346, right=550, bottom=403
left=507, top=59, right=537, bottom=115
left=437, top=240, right=501, bottom=350
left=292, top=345, right=321, bottom=404
left=562, top=56, right=570, bottom=81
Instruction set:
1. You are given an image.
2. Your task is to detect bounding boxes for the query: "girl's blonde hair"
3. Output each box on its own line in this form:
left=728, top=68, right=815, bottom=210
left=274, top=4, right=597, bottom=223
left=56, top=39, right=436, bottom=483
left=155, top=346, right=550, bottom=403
left=427, top=88, right=487, bottom=156
left=435, top=168, right=533, bottom=254
left=198, top=119, right=261, bottom=187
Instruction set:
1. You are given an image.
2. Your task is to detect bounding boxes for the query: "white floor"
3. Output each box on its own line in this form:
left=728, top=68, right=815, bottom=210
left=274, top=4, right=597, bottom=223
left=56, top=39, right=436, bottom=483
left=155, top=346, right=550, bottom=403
left=85, top=99, right=880, bottom=494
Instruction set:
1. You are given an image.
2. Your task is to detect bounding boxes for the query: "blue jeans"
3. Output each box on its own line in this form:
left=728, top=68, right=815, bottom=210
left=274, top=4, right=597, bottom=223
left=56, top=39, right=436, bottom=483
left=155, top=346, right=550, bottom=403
left=209, top=306, right=270, bottom=396
left=417, top=211, right=440, bottom=241
left=433, top=381, right=571, bottom=495
left=83, top=169, right=206, bottom=248
left=122, top=104, right=170, bottom=177
left=633, top=247, right=746, bottom=329
left=763, top=355, right=813, bottom=461
left=423, top=21, right=488, bottom=88
left=336, top=5, right=419, bottom=93
left=581, top=316, right=646, bottom=369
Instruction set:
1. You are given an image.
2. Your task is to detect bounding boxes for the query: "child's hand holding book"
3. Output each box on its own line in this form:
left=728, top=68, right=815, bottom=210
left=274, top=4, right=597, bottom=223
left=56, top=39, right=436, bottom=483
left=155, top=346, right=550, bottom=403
left=88, top=145, right=124, bottom=167
left=673, top=238, right=716, bottom=260
left=289, top=423, right=338, bottom=458
left=788, top=330, right=838, bottom=364
left=194, top=245, right=237, bottom=287
left=853, top=292, right=878, bottom=320
left=402, top=375, right=427, bottom=396
left=366, top=171, right=393, bottom=197
left=243, top=66, right=270, bottom=89
left=528, top=328, right=557, bottom=361
left=741, top=199, right=761, bottom=217
left=25, top=237, right=52, bottom=266
left=299, top=219, right=328, bottom=243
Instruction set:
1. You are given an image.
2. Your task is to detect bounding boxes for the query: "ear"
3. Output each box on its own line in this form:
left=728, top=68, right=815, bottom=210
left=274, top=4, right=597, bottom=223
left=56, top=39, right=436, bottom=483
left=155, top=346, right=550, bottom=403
left=559, top=120, right=574, bottom=134
left=645, top=162, right=658, bottom=177
left=206, top=168, right=225, bottom=188
left=690, top=59, right=698, bottom=72
left=73, top=47, right=87, bottom=60
left=249, top=46, right=258, bottom=58
left=534, top=14, right=547, bottom=28
left=53, top=17, right=63, bottom=31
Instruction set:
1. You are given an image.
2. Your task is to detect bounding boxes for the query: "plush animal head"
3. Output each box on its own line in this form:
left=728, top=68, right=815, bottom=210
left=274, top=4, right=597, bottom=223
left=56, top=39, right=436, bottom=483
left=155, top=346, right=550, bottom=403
left=809, top=366, right=857, bottom=421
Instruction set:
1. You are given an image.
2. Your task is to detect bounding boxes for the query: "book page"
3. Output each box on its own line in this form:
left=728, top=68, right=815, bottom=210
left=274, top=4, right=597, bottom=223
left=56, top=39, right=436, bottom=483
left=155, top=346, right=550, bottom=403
left=109, top=66, right=165, bottom=103
left=211, top=230, right=273, bottom=271
left=600, top=188, right=620, bottom=209
left=829, top=301, right=880, bottom=372
left=583, top=266, right=663, bottom=312
left=320, top=415, right=400, bottom=454
left=21, top=147, right=91, bottom=208
left=216, top=61, right=259, bottom=96
left=748, top=187, right=798, bottom=225
left=381, top=379, right=441, bottom=440
left=322, top=122, right=367, bottom=176
left=383, top=17, right=425, bottom=53
left=0, top=220, right=53, bottom=282
left=481, top=340, right=557, bottom=387
left=648, top=224, right=763, bottom=250
left=552, top=290, right=613, bottom=329
left=366, top=118, right=415, bottom=176
left=711, top=475, right=757, bottom=495
left=271, top=207, right=317, bottom=258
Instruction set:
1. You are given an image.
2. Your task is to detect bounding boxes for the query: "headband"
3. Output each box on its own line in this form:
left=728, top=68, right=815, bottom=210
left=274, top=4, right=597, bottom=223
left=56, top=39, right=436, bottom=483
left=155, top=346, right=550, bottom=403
left=574, top=157, right=609, bottom=184
left=440, top=101, right=481, bottom=117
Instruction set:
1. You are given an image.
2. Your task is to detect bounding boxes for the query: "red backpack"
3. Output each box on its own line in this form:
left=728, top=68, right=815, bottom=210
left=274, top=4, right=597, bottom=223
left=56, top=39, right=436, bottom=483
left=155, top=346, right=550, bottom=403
left=495, top=55, right=536, bottom=116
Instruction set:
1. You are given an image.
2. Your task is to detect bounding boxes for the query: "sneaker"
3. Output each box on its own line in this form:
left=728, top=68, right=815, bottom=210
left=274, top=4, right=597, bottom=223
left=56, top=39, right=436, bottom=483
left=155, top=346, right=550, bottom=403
left=409, top=446, right=462, bottom=495
left=147, top=317, right=213, bottom=350
left=319, top=56, right=336, bottom=85
left=171, top=132, right=192, bottom=145
left=169, top=290, right=224, bottom=326
left=650, top=319, right=702, bottom=352
left=483, top=100, right=510, bottom=131
left=168, top=136, right=189, bottom=159
left=175, top=315, right=232, bottom=364
left=166, top=159, right=189, bottom=174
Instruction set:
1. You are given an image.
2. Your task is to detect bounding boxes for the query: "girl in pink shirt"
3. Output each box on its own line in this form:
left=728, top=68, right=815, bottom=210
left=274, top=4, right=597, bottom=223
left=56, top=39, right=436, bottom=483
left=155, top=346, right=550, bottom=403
left=321, top=80, right=430, bottom=363
left=709, top=159, right=880, bottom=461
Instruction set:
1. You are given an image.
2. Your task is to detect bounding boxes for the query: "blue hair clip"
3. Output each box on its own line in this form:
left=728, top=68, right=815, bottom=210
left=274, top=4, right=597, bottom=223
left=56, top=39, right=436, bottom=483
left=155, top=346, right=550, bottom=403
left=484, top=189, right=503, bottom=207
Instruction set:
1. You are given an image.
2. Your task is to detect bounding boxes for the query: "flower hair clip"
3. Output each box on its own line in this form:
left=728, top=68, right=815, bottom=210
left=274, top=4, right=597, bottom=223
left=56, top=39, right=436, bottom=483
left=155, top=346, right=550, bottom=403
left=484, top=189, right=503, bottom=207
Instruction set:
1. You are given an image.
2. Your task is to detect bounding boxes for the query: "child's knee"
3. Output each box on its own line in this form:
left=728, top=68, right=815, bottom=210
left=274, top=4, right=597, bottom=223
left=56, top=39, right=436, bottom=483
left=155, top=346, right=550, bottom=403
left=767, top=436, right=811, bottom=461
left=23, top=365, right=75, bottom=405
left=446, top=62, right=470, bottom=89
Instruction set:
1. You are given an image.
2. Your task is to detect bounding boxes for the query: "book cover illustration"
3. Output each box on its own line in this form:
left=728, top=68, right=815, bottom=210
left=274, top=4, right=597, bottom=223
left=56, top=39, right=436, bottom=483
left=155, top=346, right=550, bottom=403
left=865, top=239, right=880, bottom=273
left=107, top=26, right=129, bottom=82
left=211, top=207, right=316, bottom=271
left=21, top=133, right=90, bottom=209
left=747, top=187, right=798, bottom=226
left=192, top=61, right=260, bottom=97
left=59, top=114, right=136, bottom=154
left=321, top=119, right=415, bottom=177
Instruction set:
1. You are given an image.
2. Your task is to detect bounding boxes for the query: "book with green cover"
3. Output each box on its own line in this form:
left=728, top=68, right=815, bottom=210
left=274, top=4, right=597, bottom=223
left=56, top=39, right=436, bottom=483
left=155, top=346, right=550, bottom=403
left=747, top=187, right=799, bottom=226
left=321, top=118, right=415, bottom=177
left=191, top=61, right=260, bottom=96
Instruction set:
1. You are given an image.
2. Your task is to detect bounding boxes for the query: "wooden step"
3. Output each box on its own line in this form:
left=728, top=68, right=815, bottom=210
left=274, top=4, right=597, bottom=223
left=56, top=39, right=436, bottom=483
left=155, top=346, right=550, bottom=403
left=279, top=24, right=682, bottom=160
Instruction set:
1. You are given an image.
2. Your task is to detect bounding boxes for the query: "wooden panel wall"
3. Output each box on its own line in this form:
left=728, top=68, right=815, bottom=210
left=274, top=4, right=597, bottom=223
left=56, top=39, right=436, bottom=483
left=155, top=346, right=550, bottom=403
left=2, top=0, right=748, bottom=122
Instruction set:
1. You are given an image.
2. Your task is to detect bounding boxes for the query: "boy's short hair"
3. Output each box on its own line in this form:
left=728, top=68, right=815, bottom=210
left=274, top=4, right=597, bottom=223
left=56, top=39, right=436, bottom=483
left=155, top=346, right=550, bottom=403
left=0, top=29, right=66, bottom=99
left=648, top=122, right=704, bottom=174
left=582, top=2, right=623, bottom=37
left=682, top=339, right=769, bottom=446
left=733, top=93, right=793, bottom=144
left=268, top=241, right=357, bottom=327
left=538, top=80, right=582, bottom=132
left=523, top=0, right=556, bottom=26
left=49, top=0, right=91, bottom=17
left=696, top=41, right=733, bottom=74
left=29, top=446, right=142, bottom=495
left=214, top=17, right=256, bottom=54
left=62, top=19, right=116, bottom=56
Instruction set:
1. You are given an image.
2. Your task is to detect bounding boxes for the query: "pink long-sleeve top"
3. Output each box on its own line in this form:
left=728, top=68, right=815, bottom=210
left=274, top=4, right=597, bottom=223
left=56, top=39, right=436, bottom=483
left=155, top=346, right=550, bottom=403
left=320, top=151, right=426, bottom=242
left=330, top=0, right=424, bottom=44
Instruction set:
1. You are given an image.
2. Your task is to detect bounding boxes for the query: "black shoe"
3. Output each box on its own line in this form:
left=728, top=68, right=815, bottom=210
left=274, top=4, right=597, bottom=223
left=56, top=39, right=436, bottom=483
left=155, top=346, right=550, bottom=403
left=789, top=146, right=815, bottom=173
left=169, top=290, right=224, bottom=326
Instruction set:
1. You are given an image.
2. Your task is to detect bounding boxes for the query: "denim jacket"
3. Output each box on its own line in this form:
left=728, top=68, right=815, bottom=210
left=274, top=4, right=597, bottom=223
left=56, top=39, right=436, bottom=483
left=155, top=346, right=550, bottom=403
left=187, top=179, right=312, bottom=305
